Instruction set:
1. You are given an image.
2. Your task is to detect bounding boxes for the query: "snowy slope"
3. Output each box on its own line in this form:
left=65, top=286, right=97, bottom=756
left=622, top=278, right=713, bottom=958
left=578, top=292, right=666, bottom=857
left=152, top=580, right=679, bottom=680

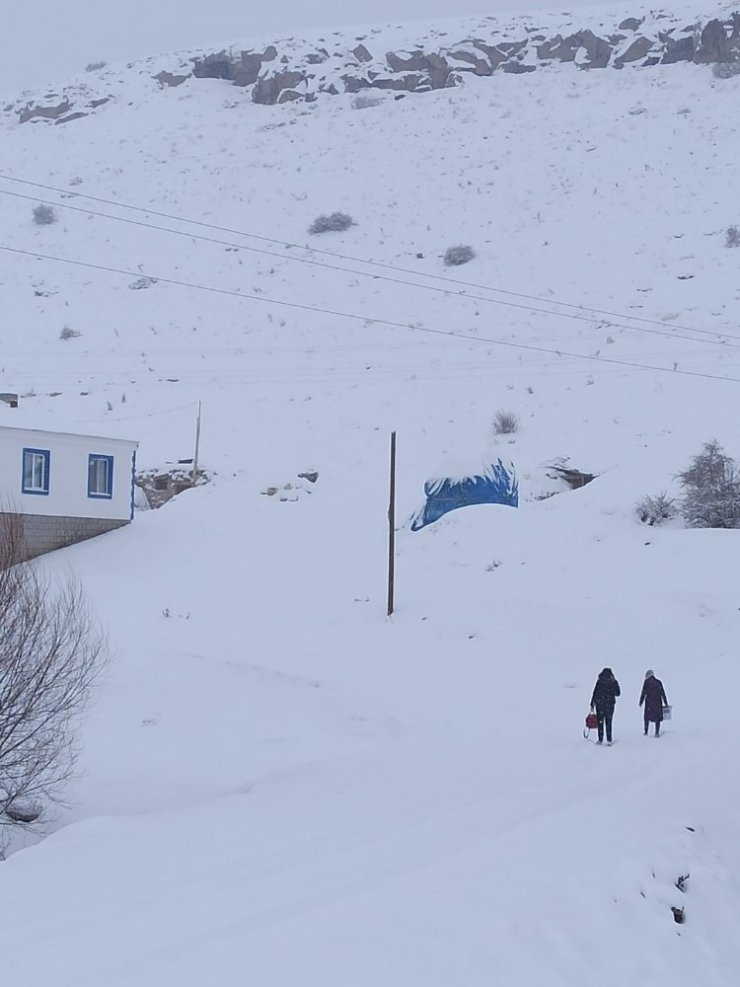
left=2, top=5, right=740, bottom=984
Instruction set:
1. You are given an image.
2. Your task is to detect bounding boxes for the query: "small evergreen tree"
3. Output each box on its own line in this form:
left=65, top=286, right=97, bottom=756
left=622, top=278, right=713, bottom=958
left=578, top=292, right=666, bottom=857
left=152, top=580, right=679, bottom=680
left=678, top=440, right=740, bottom=529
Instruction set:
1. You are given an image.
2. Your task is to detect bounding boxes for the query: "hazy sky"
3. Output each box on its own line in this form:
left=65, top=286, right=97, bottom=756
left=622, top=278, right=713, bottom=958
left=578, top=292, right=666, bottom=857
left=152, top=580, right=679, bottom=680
left=4, top=0, right=616, bottom=96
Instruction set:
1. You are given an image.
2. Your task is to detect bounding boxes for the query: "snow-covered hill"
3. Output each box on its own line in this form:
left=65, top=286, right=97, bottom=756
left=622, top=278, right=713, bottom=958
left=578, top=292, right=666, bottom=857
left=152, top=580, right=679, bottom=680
left=2, top=4, right=740, bottom=983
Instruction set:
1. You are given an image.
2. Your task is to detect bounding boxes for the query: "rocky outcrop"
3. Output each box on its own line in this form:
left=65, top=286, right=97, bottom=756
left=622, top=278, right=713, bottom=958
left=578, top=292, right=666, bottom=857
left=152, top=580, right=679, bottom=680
left=10, top=8, right=740, bottom=125
left=352, top=44, right=373, bottom=63
left=55, top=111, right=88, bottom=124
left=18, top=99, right=70, bottom=123
left=153, top=70, right=189, bottom=87
left=191, top=46, right=278, bottom=86
left=663, top=35, right=695, bottom=63
left=175, top=11, right=740, bottom=104
left=694, top=17, right=734, bottom=62
left=252, top=70, right=306, bottom=104
left=619, top=17, right=645, bottom=32
left=16, top=94, right=114, bottom=124
left=615, top=35, right=653, bottom=65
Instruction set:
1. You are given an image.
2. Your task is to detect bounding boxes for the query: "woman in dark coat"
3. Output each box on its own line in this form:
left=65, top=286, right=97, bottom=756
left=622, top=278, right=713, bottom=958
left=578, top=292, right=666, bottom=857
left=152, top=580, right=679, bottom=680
left=590, top=667, right=621, bottom=745
left=639, top=670, right=668, bottom=737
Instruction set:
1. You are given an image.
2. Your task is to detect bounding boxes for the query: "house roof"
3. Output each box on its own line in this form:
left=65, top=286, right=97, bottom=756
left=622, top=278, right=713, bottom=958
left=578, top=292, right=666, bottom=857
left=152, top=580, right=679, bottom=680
left=0, top=424, right=138, bottom=446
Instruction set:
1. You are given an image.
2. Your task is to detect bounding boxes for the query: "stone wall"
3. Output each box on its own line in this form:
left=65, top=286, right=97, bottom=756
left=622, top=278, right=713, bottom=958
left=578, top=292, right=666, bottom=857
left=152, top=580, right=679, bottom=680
left=2, top=512, right=129, bottom=561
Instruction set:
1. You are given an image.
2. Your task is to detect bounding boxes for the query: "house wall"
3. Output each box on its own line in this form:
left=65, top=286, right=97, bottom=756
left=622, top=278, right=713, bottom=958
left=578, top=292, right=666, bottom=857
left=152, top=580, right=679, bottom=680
left=0, top=426, right=137, bottom=521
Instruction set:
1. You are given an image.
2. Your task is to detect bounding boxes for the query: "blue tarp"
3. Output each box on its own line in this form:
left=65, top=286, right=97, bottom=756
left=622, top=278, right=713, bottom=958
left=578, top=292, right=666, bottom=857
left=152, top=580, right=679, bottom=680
left=410, top=459, right=518, bottom=531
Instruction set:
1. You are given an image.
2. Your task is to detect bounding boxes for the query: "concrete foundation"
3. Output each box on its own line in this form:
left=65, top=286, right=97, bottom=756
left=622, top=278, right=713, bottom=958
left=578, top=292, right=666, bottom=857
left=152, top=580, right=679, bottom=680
left=2, top=512, right=129, bottom=561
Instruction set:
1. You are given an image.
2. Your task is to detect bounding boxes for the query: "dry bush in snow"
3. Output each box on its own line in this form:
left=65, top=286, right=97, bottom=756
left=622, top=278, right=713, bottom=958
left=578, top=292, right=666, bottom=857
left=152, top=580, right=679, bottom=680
left=713, top=61, right=740, bottom=79
left=0, top=512, right=106, bottom=848
left=443, top=244, right=475, bottom=267
left=352, top=92, right=384, bottom=110
left=725, top=225, right=740, bottom=248
left=32, top=204, right=57, bottom=226
left=493, top=410, right=520, bottom=435
left=635, top=492, right=677, bottom=526
left=308, top=212, right=355, bottom=234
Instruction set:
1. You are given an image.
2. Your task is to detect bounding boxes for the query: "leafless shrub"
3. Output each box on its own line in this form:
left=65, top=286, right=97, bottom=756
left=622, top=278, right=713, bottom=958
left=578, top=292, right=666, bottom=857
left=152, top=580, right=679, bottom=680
left=493, top=410, right=519, bottom=435
left=443, top=244, right=475, bottom=267
left=712, top=60, right=740, bottom=79
left=59, top=326, right=81, bottom=341
left=725, top=226, right=740, bottom=248
left=308, top=212, right=355, bottom=234
left=635, top=491, right=677, bottom=526
left=352, top=92, right=383, bottom=110
left=84, top=61, right=107, bottom=73
left=0, top=511, right=107, bottom=847
left=678, top=439, right=740, bottom=529
left=32, top=204, right=57, bottom=226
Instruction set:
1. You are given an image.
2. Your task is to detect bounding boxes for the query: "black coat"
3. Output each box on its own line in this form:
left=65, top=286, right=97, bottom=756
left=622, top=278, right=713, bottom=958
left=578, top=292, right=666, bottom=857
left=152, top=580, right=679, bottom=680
left=640, top=676, right=668, bottom=722
left=591, top=670, right=621, bottom=713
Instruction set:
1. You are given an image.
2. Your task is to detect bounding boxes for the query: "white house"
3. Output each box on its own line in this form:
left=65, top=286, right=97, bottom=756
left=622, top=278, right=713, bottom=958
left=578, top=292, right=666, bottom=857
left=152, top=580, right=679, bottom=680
left=0, top=425, right=138, bottom=559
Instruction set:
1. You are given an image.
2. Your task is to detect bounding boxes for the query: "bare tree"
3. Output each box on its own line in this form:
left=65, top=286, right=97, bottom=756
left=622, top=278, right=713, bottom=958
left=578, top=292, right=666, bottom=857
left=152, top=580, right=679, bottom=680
left=0, top=511, right=107, bottom=848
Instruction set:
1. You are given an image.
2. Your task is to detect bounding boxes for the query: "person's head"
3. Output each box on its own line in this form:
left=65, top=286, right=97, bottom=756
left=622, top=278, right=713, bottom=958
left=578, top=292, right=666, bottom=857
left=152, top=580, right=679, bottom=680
left=600, top=667, right=613, bottom=678
left=645, top=669, right=654, bottom=679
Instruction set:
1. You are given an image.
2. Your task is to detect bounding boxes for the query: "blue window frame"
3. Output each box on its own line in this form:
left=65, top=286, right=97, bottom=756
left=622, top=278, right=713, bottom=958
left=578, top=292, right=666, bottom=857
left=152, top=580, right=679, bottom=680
left=88, top=454, right=114, bottom=499
left=22, top=448, right=50, bottom=495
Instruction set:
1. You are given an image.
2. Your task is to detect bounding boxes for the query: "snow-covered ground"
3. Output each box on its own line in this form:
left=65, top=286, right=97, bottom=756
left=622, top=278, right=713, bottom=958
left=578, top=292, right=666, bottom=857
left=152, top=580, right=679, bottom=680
left=2, top=7, right=740, bottom=982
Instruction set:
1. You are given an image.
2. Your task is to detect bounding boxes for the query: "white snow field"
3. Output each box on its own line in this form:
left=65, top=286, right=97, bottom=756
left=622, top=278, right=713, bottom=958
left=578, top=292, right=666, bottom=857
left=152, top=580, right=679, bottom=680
left=2, top=4, right=740, bottom=983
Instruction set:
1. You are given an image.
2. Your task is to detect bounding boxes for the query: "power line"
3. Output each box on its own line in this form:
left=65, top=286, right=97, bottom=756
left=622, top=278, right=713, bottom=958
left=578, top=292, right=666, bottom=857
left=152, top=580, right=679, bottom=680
left=0, top=173, right=735, bottom=349
left=3, top=186, right=737, bottom=354
left=3, top=242, right=740, bottom=387
left=74, top=401, right=198, bottom=424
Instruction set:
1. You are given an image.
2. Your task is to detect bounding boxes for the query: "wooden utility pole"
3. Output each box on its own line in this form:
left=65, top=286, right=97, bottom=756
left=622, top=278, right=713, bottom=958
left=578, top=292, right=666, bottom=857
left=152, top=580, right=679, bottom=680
left=192, top=401, right=202, bottom=484
left=387, top=430, right=397, bottom=617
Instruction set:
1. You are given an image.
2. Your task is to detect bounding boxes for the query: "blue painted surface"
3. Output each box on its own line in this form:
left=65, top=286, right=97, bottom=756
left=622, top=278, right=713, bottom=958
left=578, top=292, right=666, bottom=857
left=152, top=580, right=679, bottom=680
left=411, top=459, right=518, bottom=531
left=130, top=449, right=136, bottom=520
left=87, top=454, right=114, bottom=499
left=21, top=447, right=51, bottom=495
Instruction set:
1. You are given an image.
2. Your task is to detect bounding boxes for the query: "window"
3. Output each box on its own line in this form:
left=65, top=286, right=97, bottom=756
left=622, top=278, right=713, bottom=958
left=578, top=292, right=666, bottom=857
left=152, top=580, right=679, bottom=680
left=88, top=454, right=114, bottom=498
left=22, top=448, right=50, bottom=495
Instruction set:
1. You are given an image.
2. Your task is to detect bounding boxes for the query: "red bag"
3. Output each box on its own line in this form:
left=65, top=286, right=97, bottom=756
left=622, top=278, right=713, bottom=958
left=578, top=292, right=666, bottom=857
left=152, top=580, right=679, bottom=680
left=584, top=711, right=598, bottom=736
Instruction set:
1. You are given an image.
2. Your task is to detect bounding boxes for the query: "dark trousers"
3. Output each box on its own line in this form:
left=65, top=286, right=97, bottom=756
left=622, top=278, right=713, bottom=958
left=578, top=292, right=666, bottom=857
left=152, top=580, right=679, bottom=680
left=644, top=712, right=660, bottom=736
left=596, top=709, right=613, bottom=743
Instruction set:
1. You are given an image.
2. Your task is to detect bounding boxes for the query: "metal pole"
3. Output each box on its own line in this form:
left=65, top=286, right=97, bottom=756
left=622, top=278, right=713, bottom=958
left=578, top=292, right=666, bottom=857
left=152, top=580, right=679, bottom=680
left=192, top=401, right=202, bottom=484
left=387, top=430, right=396, bottom=617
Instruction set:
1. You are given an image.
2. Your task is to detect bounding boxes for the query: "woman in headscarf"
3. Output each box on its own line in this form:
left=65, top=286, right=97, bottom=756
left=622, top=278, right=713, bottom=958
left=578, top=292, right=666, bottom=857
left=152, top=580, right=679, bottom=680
left=639, top=670, right=668, bottom=737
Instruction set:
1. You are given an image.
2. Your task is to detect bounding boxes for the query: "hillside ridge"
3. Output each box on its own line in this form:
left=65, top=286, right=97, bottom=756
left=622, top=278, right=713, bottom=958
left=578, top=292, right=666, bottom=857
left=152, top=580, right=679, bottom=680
left=4, top=5, right=740, bottom=123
